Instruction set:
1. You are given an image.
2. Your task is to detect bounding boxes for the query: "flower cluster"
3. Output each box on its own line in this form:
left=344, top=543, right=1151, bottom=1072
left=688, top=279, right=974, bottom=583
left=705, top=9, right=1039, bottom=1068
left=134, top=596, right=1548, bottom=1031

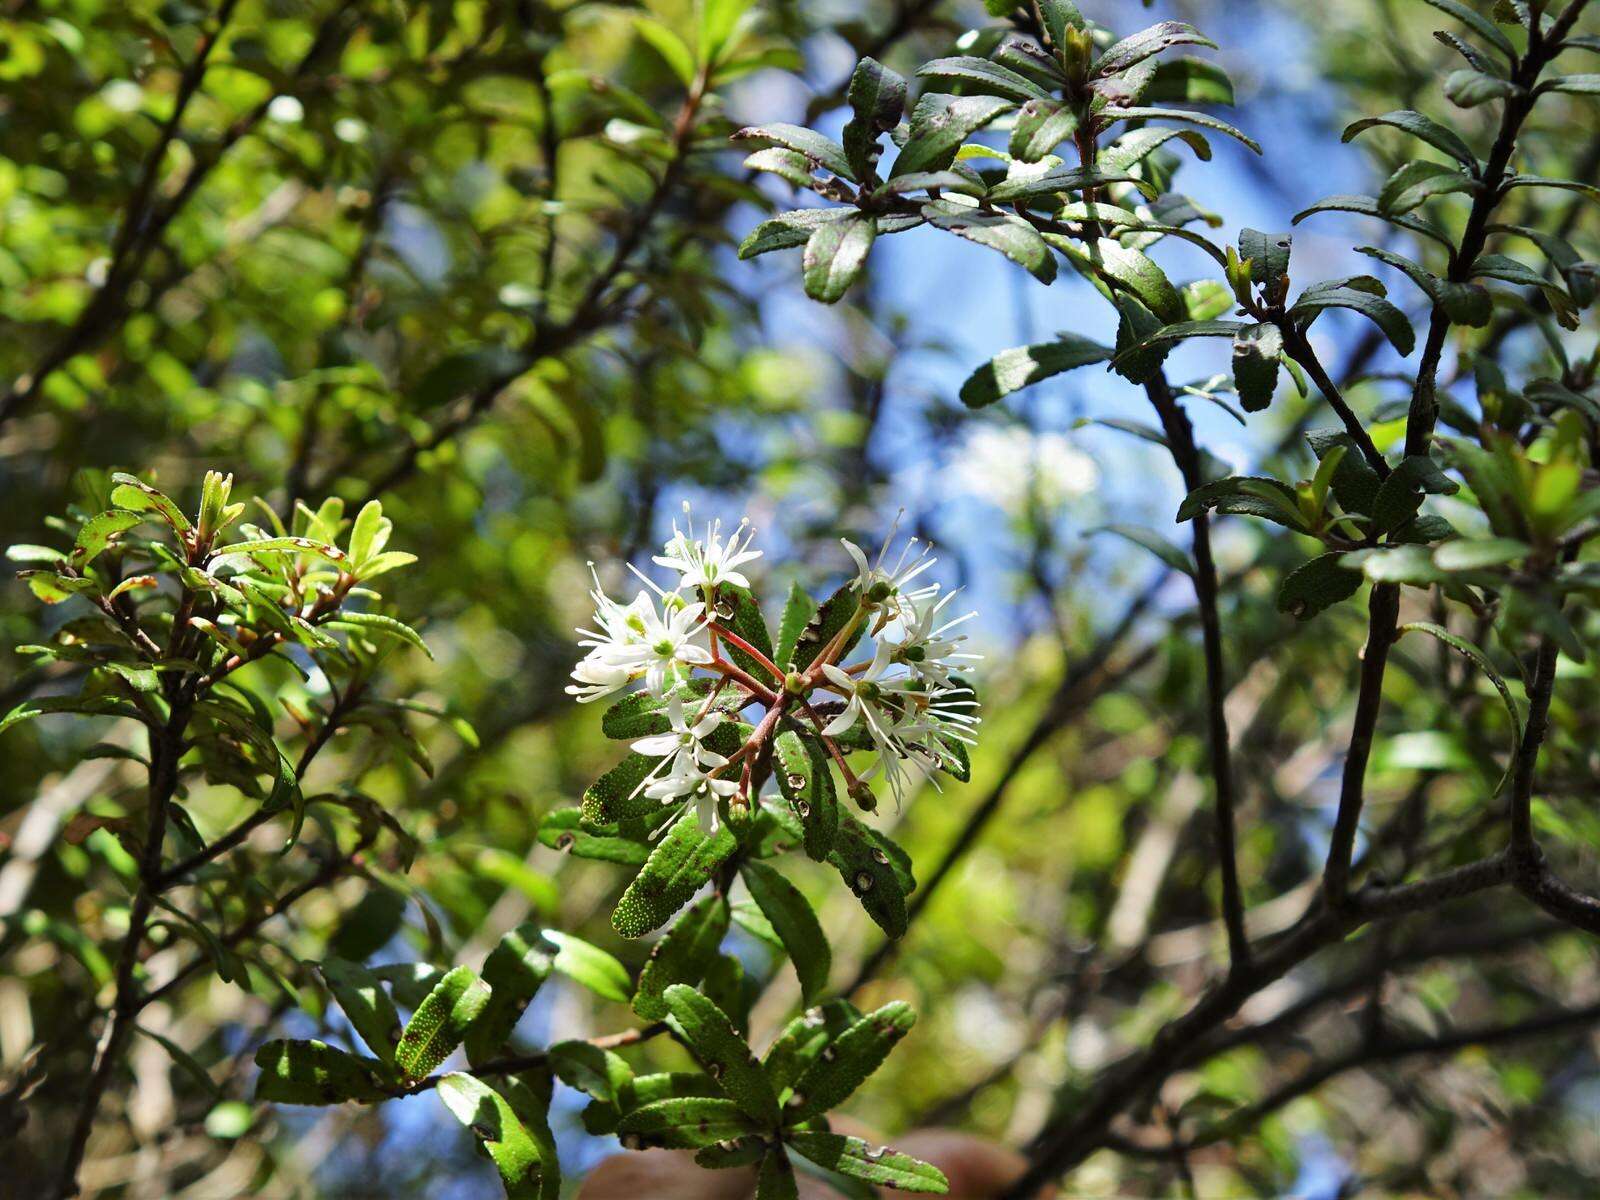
left=567, top=507, right=980, bottom=831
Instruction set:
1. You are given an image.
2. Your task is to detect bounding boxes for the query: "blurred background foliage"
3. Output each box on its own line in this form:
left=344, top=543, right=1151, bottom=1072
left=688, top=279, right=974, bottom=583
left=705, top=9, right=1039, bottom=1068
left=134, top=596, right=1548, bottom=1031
left=3, top=0, right=1599, bottom=1196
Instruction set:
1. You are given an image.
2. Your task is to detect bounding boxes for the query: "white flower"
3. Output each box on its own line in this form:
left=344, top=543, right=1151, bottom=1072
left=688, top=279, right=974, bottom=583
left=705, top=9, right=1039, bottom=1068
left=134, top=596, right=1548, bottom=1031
left=631, top=693, right=728, bottom=777
left=574, top=566, right=656, bottom=666
left=890, top=589, right=981, bottom=687
left=841, top=521, right=939, bottom=619
left=646, top=768, right=739, bottom=835
left=653, top=502, right=763, bottom=593
left=627, top=599, right=712, bottom=695
left=565, top=655, right=633, bottom=704
left=819, top=643, right=908, bottom=747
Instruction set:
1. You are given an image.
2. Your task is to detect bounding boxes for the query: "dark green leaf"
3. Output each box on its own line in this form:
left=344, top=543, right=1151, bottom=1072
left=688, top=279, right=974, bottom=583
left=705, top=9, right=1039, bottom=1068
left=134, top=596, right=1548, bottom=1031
left=774, top=729, right=839, bottom=860
left=253, top=1039, right=388, bottom=1105
left=732, top=124, right=854, bottom=179
left=662, top=984, right=780, bottom=1126
left=634, top=895, right=731, bottom=1020
left=827, top=815, right=910, bottom=938
left=785, top=1001, right=915, bottom=1122
left=1094, top=22, right=1217, bottom=78
left=544, top=931, right=632, bottom=1002
left=917, top=57, right=1049, bottom=102
left=1342, top=109, right=1480, bottom=167
left=958, top=334, right=1113, bottom=409
left=741, top=860, right=831, bottom=1005
left=437, top=1072, right=553, bottom=1199
left=320, top=958, right=402, bottom=1069
left=775, top=581, right=813, bottom=669
left=803, top=213, right=876, bottom=304
left=891, top=93, right=1015, bottom=178
left=1009, top=98, right=1079, bottom=162
left=1278, top=554, right=1364, bottom=621
left=613, top=810, right=737, bottom=939
left=1291, top=286, right=1415, bottom=356
left=466, top=925, right=556, bottom=1066
left=619, top=1096, right=762, bottom=1148
left=921, top=199, right=1056, bottom=284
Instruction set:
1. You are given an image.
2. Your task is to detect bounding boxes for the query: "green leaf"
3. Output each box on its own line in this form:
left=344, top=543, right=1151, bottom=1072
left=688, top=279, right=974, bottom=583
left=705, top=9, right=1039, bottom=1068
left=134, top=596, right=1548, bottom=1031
left=1232, top=322, right=1283, bottom=412
left=253, top=1039, right=388, bottom=1104
left=699, top=0, right=755, bottom=62
left=537, top=808, right=650, bottom=866
left=1356, top=245, right=1492, bottom=326
left=733, top=123, right=854, bottom=180
left=740, top=209, right=850, bottom=260
left=843, top=58, right=906, bottom=180
left=544, top=931, right=632, bottom=1003
left=1100, top=106, right=1260, bottom=153
left=1342, top=109, right=1480, bottom=167
left=790, top=583, right=862, bottom=673
left=635, top=16, right=697, bottom=87
left=958, top=335, right=1112, bottom=409
left=71, top=510, right=143, bottom=567
left=1239, top=228, right=1292, bottom=290
left=0, top=694, right=147, bottom=737
left=326, top=611, right=432, bottom=659
left=740, top=861, right=830, bottom=1005
left=987, top=164, right=1150, bottom=204
left=320, top=958, right=402, bottom=1069
left=1277, top=553, right=1364, bottom=621
left=1291, top=286, right=1415, bottom=356
left=917, top=56, right=1049, bottom=102
left=1177, top=477, right=1308, bottom=532
left=1399, top=621, right=1523, bottom=742
left=1378, top=160, right=1476, bottom=214
left=785, top=1000, right=914, bottom=1122
left=1293, top=194, right=1457, bottom=250
left=466, top=924, right=555, bottom=1066
left=437, top=1072, right=552, bottom=1198
left=396, top=966, right=493, bottom=1080
left=211, top=535, right=348, bottom=566
left=1009, top=98, right=1078, bottom=162
left=921, top=199, right=1056, bottom=284
left=774, top=729, right=839, bottom=861
left=774, top=581, right=813, bottom=669
left=1098, top=126, right=1213, bottom=172
left=1433, top=537, right=1529, bottom=571
left=619, top=1096, right=763, bottom=1148
left=549, top=1040, right=633, bottom=1104
left=1094, top=21, right=1217, bottom=78
left=1545, top=74, right=1600, bottom=95
left=582, top=752, right=667, bottom=827
left=1419, top=0, right=1516, bottom=58
left=601, top=678, right=739, bottom=740
left=786, top=1131, right=949, bottom=1193
left=634, top=895, right=731, bottom=1021
left=1088, top=524, right=1193, bottom=577
left=711, top=583, right=777, bottom=682
left=613, top=810, right=737, bottom=939
left=803, top=213, right=876, bottom=304
left=662, top=984, right=780, bottom=1126
left=1445, top=68, right=1521, bottom=107
left=891, top=93, right=1015, bottom=178
left=828, top=815, right=910, bottom=938
left=1147, top=56, right=1235, bottom=104
left=757, top=1150, right=801, bottom=1200
left=110, top=473, right=192, bottom=534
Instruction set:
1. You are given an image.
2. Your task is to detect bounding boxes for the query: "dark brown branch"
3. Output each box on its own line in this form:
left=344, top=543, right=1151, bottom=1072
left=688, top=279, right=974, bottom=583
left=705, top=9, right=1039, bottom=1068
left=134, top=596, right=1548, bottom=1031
left=1146, top=373, right=1250, bottom=969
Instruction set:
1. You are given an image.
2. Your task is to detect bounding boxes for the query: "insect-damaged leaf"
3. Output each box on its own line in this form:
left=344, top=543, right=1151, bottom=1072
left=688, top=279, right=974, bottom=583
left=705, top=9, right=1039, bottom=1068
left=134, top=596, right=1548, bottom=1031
left=662, top=984, right=780, bottom=1126
left=633, top=894, right=731, bottom=1020
left=784, top=1000, right=915, bottom=1122
left=786, top=1131, right=949, bottom=1193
